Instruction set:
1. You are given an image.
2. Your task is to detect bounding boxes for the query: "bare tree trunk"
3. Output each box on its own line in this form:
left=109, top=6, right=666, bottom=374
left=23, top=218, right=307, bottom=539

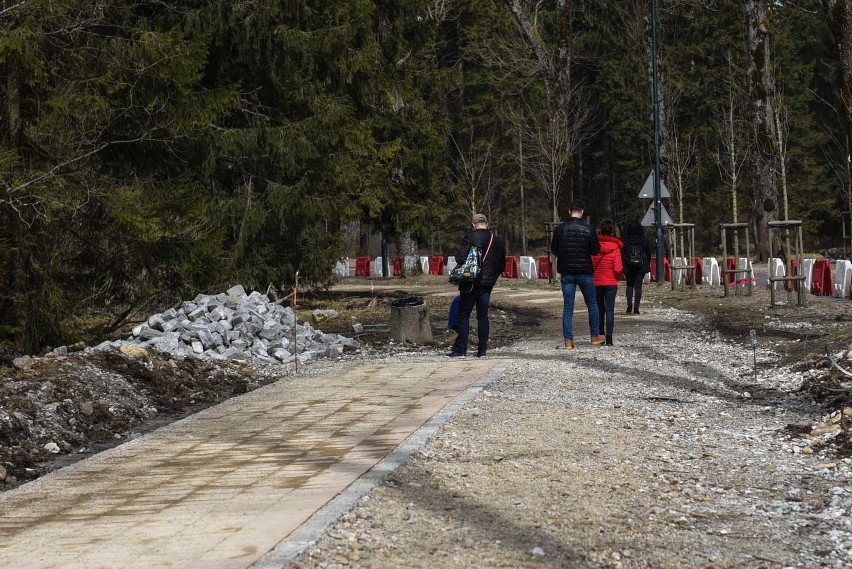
left=519, top=135, right=528, bottom=256
left=397, top=232, right=419, bottom=275
left=555, top=0, right=574, bottom=212
left=825, top=0, right=852, bottom=213
left=746, top=0, right=780, bottom=262
left=505, top=0, right=552, bottom=103
left=4, top=56, right=31, bottom=351
left=357, top=221, right=370, bottom=257
left=6, top=56, right=22, bottom=146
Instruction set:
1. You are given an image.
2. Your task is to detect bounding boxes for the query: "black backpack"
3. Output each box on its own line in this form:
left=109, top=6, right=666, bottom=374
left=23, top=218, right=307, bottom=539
left=625, top=243, right=645, bottom=269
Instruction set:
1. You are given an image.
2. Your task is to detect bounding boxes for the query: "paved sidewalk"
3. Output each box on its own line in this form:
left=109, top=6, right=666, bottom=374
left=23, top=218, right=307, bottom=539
left=0, top=359, right=501, bottom=569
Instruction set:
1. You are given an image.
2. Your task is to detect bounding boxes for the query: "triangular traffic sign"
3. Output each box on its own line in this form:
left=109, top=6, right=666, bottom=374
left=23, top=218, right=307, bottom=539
left=641, top=202, right=674, bottom=227
left=638, top=170, right=670, bottom=199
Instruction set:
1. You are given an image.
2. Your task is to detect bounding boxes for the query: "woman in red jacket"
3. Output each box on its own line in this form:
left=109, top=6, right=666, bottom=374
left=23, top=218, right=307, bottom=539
left=592, top=221, right=623, bottom=346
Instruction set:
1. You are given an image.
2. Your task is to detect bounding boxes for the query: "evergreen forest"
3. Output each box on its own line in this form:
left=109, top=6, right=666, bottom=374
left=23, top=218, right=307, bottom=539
left=1, top=0, right=851, bottom=353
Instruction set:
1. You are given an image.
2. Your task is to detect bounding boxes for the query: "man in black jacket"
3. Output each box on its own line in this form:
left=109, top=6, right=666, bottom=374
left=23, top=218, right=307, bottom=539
left=447, top=213, right=507, bottom=358
left=550, top=199, right=606, bottom=350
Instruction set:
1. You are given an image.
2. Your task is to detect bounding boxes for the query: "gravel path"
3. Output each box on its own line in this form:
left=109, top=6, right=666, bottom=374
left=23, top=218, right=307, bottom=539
left=287, top=292, right=852, bottom=569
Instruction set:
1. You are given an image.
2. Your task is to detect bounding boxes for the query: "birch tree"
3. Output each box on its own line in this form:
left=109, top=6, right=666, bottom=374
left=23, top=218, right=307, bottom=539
left=504, top=0, right=593, bottom=220
left=716, top=56, right=750, bottom=256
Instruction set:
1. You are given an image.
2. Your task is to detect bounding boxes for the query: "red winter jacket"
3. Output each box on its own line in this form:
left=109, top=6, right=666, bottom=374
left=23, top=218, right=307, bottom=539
left=592, top=235, right=624, bottom=286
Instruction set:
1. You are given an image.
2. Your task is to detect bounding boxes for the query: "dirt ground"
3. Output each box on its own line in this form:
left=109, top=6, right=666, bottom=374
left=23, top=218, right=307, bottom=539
left=1, top=274, right=851, bottom=491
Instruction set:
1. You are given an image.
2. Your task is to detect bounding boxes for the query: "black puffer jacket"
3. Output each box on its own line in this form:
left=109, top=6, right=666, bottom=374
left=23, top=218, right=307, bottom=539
left=455, top=229, right=506, bottom=288
left=551, top=217, right=601, bottom=275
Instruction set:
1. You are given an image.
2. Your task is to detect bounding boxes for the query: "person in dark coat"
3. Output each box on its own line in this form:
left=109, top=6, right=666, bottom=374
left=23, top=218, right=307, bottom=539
left=550, top=199, right=605, bottom=350
left=447, top=213, right=506, bottom=358
left=620, top=220, right=652, bottom=314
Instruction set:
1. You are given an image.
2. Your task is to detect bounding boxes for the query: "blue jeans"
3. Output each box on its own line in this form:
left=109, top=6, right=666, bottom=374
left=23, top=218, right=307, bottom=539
left=452, top=283, right=492, bottom=355
left=561, top=274, right=600, bottom=340
left=595, top=285, right=617, bottom=337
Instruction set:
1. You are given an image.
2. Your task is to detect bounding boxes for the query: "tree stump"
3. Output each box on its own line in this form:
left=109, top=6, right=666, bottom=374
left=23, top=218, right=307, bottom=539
left=389, top=297, right=433, bottom=344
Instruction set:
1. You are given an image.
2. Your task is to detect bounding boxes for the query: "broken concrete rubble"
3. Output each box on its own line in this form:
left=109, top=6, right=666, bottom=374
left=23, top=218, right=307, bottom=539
left=91, top=285, right=360, bottom=364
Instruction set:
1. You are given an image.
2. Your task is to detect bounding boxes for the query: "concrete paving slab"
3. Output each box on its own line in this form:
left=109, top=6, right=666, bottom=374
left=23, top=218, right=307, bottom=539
left=0, top=359, right=500, bottom=569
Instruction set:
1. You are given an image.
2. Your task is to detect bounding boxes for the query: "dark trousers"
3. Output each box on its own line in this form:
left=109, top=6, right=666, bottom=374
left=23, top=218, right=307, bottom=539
left=595, top=285, right=617, bottom=337
left=452, top=283, right=492, bottom=355
left=625, top=270, right=645, bottom=311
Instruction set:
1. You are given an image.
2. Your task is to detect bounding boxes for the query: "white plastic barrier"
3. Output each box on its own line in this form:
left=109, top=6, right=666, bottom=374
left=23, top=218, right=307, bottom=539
left=802, top=258, right=816, bottom=291
left=834, top=260, right=852, bottom=299
left=333, top=259, right=349, bottom=278
left=445, top=258, right=457, bottom=276
left=737, top=257, right=756, bottom=286
left=702, top=257, right=720, bottom=286
left=671, top=257, right=688, bottom=284
left=372, top=257, right=384, bottom=277
left=420, top=256, right=429, bottom=274
left=768, top=258, right=785, bottom=291
left=520, top=256, right=538, bottom=279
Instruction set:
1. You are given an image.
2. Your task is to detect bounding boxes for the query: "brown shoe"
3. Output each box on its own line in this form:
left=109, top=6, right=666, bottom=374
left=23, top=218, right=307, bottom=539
left=564, top=339, right=575, bottom=350
left=591, top=335, right=606, bottom=346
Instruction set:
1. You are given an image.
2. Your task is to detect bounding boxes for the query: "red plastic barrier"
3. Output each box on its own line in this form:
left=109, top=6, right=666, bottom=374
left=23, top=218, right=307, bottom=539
left=428, top=256, right=445, bottom=276
left=684, top=257, right=703, bottom=286
left=538, top=256, right=551, bottom=279
left=694, top=257, right=703, bottom=284
left=650, top=256, right=671, bottom=282
left=393, top=257, right=402, bottom=277
left=502, top=256, right=519, bottom=278
left=726, top=257, right=737, bottom=284
left=355, top=256, right=371, bottom=277
left=811, top=259, right=833, bottom=296
left=784, top=259, right=799, bottom=291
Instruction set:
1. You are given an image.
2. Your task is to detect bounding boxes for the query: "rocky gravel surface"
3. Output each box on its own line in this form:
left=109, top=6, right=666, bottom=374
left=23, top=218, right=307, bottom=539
left=2, top=280, right=852, bottom=568
left=290, top=290, right=852, bottom=569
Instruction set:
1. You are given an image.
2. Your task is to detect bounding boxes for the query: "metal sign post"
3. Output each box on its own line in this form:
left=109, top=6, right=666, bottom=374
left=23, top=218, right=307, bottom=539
left=651, top=0, right=664, bottom=283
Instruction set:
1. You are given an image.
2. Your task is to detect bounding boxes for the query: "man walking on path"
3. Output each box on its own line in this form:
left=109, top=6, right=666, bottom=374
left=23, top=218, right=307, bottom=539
left=447, top=213, right=506, bottom=358
left=551, top=199, right=605, bottom=350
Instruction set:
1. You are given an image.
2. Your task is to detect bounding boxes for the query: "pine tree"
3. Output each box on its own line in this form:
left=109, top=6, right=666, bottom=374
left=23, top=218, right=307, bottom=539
left=772, top=1, right=838, bottom=248
left=194, top=0, right=453, bottom=285
left=824, top=0, right=852, bottom=217
left=0, top=0, right=237, bottom=352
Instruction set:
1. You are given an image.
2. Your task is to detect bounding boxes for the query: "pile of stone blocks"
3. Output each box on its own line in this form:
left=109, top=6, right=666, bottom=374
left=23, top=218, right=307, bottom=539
left=94, top=285, right=359, bottom=364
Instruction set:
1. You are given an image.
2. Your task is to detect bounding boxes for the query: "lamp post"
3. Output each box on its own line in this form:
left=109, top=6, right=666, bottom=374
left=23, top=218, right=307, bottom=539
left=651, top=0, right=665, bottom=283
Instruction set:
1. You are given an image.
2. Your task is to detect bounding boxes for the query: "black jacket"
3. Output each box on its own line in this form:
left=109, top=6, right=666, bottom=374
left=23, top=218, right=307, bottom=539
left=551, top=217, right=600, bottom=275
left=455, top=229, right=506, bottom=288
left=621, top=234, right=652, bottom=275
